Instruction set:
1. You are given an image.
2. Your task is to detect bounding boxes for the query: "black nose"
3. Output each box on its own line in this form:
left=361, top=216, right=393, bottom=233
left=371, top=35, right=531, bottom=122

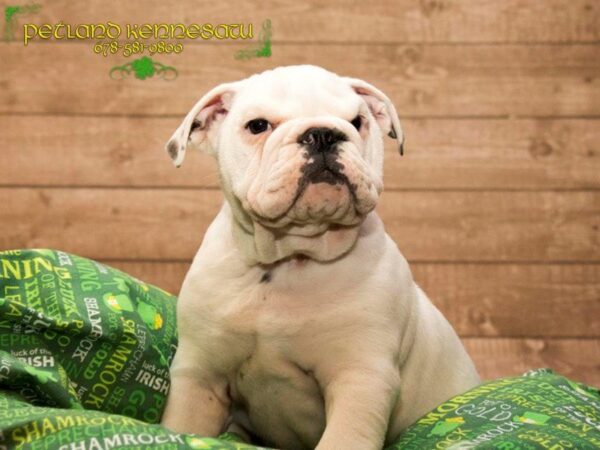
left=298, top=127, right=346, bottom=152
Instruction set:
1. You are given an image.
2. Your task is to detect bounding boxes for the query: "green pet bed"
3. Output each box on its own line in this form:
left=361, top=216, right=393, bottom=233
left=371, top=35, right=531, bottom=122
left=0, top=249, right=598, bottom=449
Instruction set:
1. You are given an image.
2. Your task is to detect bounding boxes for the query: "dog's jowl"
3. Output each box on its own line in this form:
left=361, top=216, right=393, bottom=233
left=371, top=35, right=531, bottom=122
left=160, top=65, right=480, bottom=450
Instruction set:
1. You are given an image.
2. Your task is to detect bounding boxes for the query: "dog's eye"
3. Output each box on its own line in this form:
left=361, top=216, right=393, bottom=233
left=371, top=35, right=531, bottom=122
left=246, top=118, right=271, bottom=134
left=350, top=115, right=362, bottom=130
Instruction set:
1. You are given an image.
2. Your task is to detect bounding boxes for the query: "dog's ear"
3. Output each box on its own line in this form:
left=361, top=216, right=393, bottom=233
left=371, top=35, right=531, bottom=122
left=166, top=81, right=240, bottom=167
left=343, top=77, right=405, bottom=155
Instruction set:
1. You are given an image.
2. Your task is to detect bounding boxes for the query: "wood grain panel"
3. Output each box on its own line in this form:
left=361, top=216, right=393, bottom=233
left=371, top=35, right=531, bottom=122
left=2, top=44, right=599, bottom=116
left=413, top=264, right=600, bottom=338
left=13, top=0, right=600, bottom=43
left=107, top=260, right=600, bottom=338
left=2, top=116, right=599, bottom=189
left=464, top=338, right=600, bottom=386
left=1, top=188, right=598, bottom=261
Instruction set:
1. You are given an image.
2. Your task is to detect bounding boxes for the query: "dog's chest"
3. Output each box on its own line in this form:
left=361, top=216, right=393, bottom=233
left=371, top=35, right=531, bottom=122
left=203, top=267, right=322, bottom=339
left=199, top=266, right=329, bottom=446
left=227, top=335, right=326, bottom=448
left=180, top=255, right=374, bottom=448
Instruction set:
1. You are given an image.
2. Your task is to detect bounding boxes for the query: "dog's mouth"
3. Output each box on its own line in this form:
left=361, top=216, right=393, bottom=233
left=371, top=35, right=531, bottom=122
left=295, top=150, right=358, bottom=198
left=247, top=171, right=360, bottom=232
left=307, top=166, right=342, bottom=184
left=302, top=150, right=344, bottom=179
left=242, top=140, right=380, bottom=231
left=295, top=162, right=358, bottom=205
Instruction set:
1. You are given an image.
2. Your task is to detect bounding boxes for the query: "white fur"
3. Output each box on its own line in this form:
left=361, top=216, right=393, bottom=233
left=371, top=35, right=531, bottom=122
left=161, top=65, right=480, bottom=450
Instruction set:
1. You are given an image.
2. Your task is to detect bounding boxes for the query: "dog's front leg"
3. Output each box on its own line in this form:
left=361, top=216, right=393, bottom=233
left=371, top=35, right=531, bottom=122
left=315, top=366, right=400, bottom=450
left=161, top=346, right=230, bottom=436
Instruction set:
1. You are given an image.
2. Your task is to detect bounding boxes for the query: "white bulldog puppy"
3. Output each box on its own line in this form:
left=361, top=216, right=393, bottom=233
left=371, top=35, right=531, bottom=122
left=161, top=65, right=480, bottom=450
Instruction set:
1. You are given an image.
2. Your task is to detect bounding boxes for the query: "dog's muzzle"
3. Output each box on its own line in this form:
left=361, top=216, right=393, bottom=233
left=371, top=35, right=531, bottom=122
left=298, top=127, right=349, bottom=186
left=242, top=119, right=380, bottom=230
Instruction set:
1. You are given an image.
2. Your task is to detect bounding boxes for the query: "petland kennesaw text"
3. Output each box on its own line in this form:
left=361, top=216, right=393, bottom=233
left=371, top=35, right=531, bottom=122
left=22, top=21, right=254, bottom=45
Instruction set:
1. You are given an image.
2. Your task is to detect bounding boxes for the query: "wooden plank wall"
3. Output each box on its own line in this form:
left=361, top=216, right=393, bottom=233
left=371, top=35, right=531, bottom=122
left=0, top=0, right=598, bottom=386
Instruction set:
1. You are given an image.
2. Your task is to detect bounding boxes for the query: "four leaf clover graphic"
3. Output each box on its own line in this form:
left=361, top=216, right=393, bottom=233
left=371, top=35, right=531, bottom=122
left=131, top=56, right=155, bottom=80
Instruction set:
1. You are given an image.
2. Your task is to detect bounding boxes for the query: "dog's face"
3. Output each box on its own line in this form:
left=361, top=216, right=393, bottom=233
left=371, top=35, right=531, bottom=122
left=167, top=65, right=403, bottom=234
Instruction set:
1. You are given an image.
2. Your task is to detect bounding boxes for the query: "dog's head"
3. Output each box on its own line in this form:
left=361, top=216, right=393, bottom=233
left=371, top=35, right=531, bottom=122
left=166, top=65, right=403, bottom=254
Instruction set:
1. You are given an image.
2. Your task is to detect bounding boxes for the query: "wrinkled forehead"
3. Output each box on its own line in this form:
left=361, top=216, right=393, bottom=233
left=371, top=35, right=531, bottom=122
left=232, top=68, right=362, bottom=120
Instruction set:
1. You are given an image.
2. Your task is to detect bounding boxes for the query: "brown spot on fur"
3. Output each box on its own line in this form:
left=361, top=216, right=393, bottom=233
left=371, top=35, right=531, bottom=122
left=260, top=271, right=272, bottom=283
left=190, top=119, right=202, bottom=133
left=167, top=140, right=178, bottom=160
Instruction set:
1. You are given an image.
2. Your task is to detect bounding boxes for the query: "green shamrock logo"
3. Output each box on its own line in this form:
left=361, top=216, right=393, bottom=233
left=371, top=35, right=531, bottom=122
left=131, top=56, right=155, bottom=79
left=110, top=56, right=177, bottom=81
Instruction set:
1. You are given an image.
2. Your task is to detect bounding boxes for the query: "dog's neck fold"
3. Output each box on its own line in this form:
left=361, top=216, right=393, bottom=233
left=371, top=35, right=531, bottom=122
left=222, top=193, right=361, bottom=265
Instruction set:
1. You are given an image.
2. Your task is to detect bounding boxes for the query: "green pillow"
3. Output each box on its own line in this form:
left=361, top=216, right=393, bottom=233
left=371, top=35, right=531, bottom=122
left=0, top=249, right=258, bottom=448
left=390, top=368, right=600, bottom=449
left=0, top=249, right=598, bottom=449
left=0, top=248, right=177, bottom=420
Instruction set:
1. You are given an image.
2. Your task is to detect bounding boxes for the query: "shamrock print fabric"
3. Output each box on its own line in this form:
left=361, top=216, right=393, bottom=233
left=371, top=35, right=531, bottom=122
left=0, top=249, right=599, bottom=449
